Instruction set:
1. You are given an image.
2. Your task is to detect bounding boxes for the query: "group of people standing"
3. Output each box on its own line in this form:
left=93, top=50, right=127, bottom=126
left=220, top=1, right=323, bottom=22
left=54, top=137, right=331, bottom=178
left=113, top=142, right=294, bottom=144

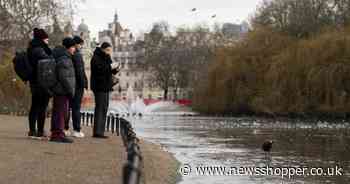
left=27, top=28, right=119, bottom=143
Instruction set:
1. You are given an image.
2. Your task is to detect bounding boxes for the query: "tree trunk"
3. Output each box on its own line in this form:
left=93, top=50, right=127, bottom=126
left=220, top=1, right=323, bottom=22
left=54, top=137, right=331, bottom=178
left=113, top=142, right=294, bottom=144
left=174, top=88, right=178, bottom=101
left=164, top=88, right=168, bottom=100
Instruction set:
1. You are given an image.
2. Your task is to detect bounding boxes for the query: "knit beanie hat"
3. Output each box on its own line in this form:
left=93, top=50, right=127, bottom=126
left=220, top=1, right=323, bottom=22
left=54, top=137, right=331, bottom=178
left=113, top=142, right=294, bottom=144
left=33, top=28, right=49, bottom=40
left=62, top=37, right=76, bottom=49
left=101, top=42, right=112, bottom=49
left=73, top=36, right=84, bottom=45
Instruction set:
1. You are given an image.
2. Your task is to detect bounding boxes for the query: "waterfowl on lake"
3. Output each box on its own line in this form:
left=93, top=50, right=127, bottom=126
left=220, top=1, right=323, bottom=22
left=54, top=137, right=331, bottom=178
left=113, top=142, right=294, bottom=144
left=262, top=140, right=273, bottom=152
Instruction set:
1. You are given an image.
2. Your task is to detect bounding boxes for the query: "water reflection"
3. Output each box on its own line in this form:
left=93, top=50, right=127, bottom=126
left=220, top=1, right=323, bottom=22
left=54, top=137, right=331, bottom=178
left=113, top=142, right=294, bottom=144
left=129, top=116, right=350, bottom=184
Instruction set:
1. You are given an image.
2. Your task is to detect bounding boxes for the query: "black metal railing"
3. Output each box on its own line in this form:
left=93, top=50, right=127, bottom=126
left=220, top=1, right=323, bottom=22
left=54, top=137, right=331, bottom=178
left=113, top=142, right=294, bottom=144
left=80, top=111, right=143, bottom=184
left=0, top=111, right=28, bottom=116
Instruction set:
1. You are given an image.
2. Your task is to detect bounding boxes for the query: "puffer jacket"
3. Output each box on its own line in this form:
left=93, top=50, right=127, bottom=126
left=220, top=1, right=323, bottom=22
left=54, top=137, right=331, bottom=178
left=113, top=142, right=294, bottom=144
left=51, top=46, right=76, bottom=97
left=90, top=47, right=118, bottom=92
left=27, top=38, right=53, bottom=93
left=72, top=49, right=88, bottom=89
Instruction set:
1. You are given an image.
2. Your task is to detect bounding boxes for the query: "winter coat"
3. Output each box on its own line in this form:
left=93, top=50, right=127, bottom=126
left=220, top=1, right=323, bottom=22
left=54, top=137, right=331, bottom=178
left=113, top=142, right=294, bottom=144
left=90, top=47, right=118, bottom=92
left=72, top=49, right=88, bottom=89
left=52, top=46, right=76, bottom=97
left=27, top=38, right=52, bottom=92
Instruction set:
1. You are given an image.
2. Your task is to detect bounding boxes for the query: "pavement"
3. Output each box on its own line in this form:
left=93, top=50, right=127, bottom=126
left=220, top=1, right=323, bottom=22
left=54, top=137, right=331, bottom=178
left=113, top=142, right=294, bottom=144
left=0, top=115, right=179, bottom=184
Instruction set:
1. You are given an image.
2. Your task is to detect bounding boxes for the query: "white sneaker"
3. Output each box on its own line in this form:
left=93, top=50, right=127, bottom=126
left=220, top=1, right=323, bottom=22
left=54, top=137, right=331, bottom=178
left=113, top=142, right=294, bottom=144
left=64, top=130, right=71, bottom=137
left=72, top=131, right=85, bottom=138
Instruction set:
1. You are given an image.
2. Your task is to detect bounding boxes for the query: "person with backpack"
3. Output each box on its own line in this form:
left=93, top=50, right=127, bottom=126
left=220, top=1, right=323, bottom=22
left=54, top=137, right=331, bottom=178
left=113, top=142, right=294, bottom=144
left=27, top=28, right=52, bottom=139
left=50, top=37, right=76, bottom=143
left=90, top=42, right=119, bottom=139
left=64, top=36, right=88, bottom=138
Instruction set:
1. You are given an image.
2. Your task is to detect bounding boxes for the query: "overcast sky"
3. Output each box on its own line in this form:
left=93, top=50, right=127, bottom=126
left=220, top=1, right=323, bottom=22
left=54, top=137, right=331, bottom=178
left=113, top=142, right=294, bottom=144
left=74, top=0, right=261, bottom=39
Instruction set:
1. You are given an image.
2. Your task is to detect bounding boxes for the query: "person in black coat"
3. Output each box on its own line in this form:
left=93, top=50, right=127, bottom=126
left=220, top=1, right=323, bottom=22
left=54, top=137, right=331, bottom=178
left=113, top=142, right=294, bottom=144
left=64, top=36, right=88, bottom=138
left=27, top=28, right=52, bottom=139
left=90, top=42, right=119, bottom=138
left=50, top=37, right=76, bottom=143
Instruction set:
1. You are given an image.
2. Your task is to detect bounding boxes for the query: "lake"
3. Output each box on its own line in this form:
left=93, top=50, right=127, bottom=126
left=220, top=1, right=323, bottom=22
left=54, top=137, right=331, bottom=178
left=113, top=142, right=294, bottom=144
left=128, top=116, right=350, bottom=184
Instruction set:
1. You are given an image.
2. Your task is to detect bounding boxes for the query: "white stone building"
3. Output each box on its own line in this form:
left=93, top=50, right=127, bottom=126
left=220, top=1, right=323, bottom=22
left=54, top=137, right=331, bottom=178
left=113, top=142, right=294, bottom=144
left=98, top=12, right=146, bottom=100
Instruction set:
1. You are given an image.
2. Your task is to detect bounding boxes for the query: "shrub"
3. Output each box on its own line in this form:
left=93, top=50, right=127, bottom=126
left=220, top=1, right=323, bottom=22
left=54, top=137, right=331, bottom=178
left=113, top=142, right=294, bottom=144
left=193, top=27, right=350, bottom=118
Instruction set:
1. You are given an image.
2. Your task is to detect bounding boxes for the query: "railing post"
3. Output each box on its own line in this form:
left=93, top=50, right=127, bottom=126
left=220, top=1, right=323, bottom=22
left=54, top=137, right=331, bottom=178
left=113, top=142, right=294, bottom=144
left=106, top=114, right=111, bottom=132
left=111, top=115, right=115, bottom=133
left=116, top=115, right=120, bottom=136
left=86, top=113, right=90, bottom=126
left=81, top=112, right=85, bottom=126
left=90, top=112, right=94, bottom=126
left=79, top=113, right=143, bottom=184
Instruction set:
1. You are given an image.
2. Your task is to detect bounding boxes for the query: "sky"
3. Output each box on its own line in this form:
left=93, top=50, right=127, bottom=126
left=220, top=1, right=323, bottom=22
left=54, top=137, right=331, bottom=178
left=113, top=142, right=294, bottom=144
left=74, top=0, right=262, bottom=39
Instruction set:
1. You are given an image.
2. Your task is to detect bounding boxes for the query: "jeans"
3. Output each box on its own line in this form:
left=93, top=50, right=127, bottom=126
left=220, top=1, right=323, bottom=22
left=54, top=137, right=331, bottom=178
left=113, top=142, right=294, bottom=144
left=65, top=88, right=84, bottom=132
left=93, top=92, right=109, bottom=136
left=28, top=84, right=50, bottom=134
left=51, top=96, right=69, bottom=138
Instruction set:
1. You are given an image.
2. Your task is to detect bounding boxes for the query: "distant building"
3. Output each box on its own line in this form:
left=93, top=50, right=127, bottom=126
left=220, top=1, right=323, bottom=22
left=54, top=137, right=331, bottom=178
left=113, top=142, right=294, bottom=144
left=97, top=14, right=249, bottom=101
left=98, top=12, right=146, bottom=100
left=222, top=22, right=249, bottom=38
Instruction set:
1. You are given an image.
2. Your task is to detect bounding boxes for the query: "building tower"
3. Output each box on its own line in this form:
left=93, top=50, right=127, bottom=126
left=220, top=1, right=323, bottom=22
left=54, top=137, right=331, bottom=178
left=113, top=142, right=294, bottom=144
left=77, top=19, right=92, bottom=56
left=64, top=21, right=74, bottom=37
left=114, top=10, right=119, bottom=23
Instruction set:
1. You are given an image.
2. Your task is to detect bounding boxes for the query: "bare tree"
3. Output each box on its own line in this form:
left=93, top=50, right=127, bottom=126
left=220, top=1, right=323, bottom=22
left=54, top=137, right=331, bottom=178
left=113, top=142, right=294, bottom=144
left=333, top=0, right=350, bottom=26
left=145, top=23, right=218, bottom=100
left=49, top=16, right=64, bottom=47
left=253, top=0, right=336, bottom=38
left=145, top=38, right=177, bottom=100
left=0, top=0, right=81, bottom=48
left=144, top=22, right=174, bottom=100
left=0, top=0, right=83, bottom=112
left=0, top=0, right=53, bottom=47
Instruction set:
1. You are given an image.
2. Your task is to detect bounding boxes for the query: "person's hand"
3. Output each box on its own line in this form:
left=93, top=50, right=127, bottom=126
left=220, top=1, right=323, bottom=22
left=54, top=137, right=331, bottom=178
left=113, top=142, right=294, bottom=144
left=111, top=62, right=119, bottom=69
left=112, top=76, right=119, bottom=85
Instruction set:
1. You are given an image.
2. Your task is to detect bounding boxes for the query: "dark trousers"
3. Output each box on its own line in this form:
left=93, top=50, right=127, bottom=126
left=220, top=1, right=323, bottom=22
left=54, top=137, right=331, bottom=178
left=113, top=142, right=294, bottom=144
left=51, top=96, right=69, bottom=138
left=65, top=88, right=84, bottom=132
left=29, top=85, right=50, bottom=134
left=93, top=92, right=109, bottom=136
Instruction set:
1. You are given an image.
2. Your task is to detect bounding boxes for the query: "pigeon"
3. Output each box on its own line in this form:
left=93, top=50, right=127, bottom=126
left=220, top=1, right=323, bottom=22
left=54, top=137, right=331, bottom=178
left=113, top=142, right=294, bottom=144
left=212, top=14, right=217, bottom=18
left=191, top=8, right=197, bottom=12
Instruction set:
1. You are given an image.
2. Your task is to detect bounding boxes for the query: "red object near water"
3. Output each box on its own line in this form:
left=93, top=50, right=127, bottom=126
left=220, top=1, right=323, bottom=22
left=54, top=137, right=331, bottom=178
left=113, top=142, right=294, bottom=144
left=143, top=99, right=161, bottom=106
left=177, top=99, right=192, bottom=106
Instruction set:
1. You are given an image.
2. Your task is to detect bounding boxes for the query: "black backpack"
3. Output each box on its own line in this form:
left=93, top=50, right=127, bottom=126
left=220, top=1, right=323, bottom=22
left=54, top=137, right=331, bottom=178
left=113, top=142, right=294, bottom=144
left=37, top=58, right=58, bottom=96
left=12, top=50, right=33, bottom=82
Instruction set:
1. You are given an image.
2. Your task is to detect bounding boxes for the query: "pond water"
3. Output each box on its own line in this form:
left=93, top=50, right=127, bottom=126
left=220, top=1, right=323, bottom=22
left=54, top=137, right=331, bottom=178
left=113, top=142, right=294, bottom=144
left=127, top=116, right=350, bottom=184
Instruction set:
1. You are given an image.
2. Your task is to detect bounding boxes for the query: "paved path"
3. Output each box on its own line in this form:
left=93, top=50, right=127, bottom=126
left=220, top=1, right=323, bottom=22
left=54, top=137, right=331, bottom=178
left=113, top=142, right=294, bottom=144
left=0, top=115, right=179, bottom=184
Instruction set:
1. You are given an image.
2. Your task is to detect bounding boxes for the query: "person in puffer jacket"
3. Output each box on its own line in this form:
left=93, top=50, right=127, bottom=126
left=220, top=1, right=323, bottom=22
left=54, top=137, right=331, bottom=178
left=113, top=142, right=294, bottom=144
left=90, top=42, right=119, bottom=138
left=50, top=37, right=76, bottom=143
left=64, top=36, right=88, bottom=138
left=27, top=28, right=52, bottom=139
